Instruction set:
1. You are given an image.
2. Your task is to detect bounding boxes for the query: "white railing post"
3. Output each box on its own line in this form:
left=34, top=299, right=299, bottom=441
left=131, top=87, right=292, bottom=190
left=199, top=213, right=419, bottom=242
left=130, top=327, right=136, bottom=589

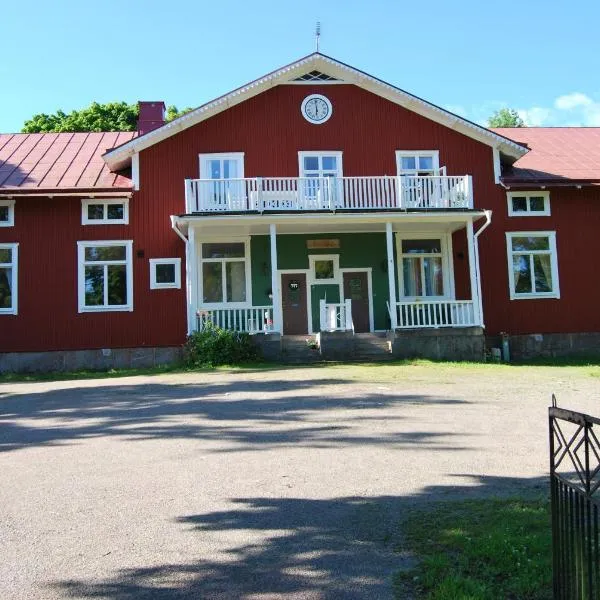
left=467, top=175, right=474, bottom=209
left=256, top=177, right=263, bottom=212
left=466, top=219, right=481, bottom=326
left=185, top=179, right=194, bottom=213
left=385, top=223, right=398, bottom=329
left=344, top=298, right=353, bottom=332
left=319, top=298, right=327, bottom=332
left=269, top=224, right=281, bottom=334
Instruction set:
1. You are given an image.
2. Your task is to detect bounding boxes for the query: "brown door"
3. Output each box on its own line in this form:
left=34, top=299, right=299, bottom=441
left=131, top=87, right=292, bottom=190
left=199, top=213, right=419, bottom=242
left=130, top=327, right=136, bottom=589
left=282, top=273, right=308, bottom=334
left=343, top=272, right=370, bottom=333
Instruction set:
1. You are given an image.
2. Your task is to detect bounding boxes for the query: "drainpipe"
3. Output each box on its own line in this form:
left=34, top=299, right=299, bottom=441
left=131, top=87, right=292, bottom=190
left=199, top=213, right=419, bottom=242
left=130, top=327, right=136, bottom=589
left=473, top=210, right=492, bottom=329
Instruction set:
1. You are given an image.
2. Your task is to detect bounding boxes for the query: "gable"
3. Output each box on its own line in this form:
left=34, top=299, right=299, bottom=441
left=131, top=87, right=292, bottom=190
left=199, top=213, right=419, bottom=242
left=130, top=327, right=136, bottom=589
left=103, top=53, right=527, bottom=171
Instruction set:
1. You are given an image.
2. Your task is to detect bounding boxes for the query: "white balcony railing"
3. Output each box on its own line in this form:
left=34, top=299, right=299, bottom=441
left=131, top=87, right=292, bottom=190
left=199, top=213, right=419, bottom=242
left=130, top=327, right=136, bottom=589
left=185, top=175, right=473, bottom=213
left=319, top=299, right=353, bottom=332
left=395, top=300, right=477, bottom=329
left=196, top=307, right=275, bottom=334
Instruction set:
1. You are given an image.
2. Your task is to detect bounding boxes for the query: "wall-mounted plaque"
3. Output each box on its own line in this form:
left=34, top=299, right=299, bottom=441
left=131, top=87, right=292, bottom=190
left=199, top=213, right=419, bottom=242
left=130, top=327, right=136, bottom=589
left=306, top=239, right=340, bottom=249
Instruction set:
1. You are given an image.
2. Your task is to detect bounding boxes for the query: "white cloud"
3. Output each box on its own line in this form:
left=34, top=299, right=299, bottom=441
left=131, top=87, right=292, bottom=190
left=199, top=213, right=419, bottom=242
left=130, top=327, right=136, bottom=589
left=554, top=93, right=593, bottom=110
left=517, top=107, right=552, bottom=126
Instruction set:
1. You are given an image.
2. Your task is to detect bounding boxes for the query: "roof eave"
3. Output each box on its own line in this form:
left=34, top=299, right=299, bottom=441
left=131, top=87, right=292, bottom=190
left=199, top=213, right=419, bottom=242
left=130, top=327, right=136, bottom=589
left=102, top=53, right=527, bottom=171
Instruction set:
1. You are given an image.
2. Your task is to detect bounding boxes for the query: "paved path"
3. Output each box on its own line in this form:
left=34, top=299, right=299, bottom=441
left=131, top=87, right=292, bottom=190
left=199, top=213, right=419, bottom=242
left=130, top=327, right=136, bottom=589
left=0, top=365, right=598, bottom=599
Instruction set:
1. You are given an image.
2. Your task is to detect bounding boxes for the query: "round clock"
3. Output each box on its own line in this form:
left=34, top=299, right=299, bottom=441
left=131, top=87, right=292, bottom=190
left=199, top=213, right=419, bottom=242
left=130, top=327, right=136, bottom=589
left=301, top=94, right=333, bottom=124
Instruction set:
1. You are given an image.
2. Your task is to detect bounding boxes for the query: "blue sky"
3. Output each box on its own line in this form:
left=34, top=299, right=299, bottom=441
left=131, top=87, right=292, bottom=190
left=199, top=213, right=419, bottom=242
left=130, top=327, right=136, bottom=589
left=2, top=0, right=599, bottom=132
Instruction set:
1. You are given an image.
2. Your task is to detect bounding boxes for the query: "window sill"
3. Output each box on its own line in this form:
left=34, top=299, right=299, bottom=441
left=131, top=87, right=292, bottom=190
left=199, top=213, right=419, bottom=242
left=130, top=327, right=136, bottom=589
left=510, top=293, right=560, bottom=300
left=0, top=309, right=17, bottom=315
left=82, top=220, right=129, bottom=226
left=79, top=306, right=134, bottom=313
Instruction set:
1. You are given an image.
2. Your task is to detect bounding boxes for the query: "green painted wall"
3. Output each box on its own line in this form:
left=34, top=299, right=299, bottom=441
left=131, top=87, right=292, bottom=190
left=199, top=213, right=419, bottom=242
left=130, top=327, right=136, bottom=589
left=250, top=232, right=395, bottom=330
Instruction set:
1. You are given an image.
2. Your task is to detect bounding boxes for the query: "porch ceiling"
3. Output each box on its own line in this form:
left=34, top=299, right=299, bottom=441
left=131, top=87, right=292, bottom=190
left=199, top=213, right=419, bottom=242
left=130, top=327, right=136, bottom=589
left=176, top=211, right=485, bottom=238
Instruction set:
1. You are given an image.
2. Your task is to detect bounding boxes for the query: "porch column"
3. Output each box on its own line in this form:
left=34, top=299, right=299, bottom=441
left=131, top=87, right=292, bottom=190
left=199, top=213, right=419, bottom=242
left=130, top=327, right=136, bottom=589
left=269, top=224, right=282, bottom=333
left=465, top=219, right=482, bottom=326
left=187, top=226, right=198, bottom=334
left=385, top=222, right=398, bottom=330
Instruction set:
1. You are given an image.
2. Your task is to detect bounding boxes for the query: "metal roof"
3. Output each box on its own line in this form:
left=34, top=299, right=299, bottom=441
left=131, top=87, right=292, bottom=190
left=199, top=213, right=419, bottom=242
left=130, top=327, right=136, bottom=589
left=492, top=127, right=600, bottom=184
left=0, top=132, right=135, bottom=192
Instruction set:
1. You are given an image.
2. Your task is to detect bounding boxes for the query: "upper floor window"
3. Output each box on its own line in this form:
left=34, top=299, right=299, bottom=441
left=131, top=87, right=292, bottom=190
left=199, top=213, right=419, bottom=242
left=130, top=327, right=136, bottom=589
left=199, top=153, right=245, bottom=179
left=299, top=152, right=343, bottom=178
left=506, top=232, right=559, bottom=299
left=82, top=198, right=129, bottom=225
left=507, top=191, right=550, bottom=216
left=396, top=151, right=440, bottom=176
left=0, top=243, right=18, bottom=315
left=0, top=200, right=15, bottom=227
left=77, top=241, right=133, bottom=312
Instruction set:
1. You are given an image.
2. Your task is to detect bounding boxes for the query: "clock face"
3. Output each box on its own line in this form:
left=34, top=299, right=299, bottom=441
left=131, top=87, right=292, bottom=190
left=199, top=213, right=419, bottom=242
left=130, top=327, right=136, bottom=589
left=301, top=94, right=333, bottom=124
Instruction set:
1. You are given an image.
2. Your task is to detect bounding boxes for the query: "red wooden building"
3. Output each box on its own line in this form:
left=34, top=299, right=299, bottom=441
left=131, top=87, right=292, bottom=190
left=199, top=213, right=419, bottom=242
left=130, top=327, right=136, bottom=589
left=1, top=53, right=599, bottom=370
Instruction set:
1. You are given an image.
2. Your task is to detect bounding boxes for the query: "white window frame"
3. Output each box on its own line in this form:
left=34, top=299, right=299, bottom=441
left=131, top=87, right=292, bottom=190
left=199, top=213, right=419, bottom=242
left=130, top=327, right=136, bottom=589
left=396, top=233, right=454, bottom=300
left=396, top=151, right=440, bottom=176
left=0, top=243, right=18, bottom=315
left=82, top=198, right=129, bottom=225
left=0, top=200, right=15, bottom=227
left=507, top=191, right=551, bottom=217
left=150, top=258, right=181, bottom=290
left=77, top=240, right=134, bottom=312
left=309, top=254, right=341, bottom=284
left=506, top=231, right=560, bottom=300
left=298, top=151, right=344, bottom=178
left=198, top=237, right=251, bottom=307
left=199, top=153, right=245, bottom=179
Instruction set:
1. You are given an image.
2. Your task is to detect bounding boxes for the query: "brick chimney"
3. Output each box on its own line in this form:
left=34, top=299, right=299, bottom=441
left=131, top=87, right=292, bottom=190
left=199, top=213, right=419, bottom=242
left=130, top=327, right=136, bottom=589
left=137, top=101, right=166, bottom=135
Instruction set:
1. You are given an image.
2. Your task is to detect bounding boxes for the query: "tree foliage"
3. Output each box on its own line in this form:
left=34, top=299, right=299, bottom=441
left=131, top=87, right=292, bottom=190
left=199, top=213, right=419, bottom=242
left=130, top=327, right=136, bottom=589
left=487, top=108, right=525, bottom=128
left=21, top=102, right=194, bottom=133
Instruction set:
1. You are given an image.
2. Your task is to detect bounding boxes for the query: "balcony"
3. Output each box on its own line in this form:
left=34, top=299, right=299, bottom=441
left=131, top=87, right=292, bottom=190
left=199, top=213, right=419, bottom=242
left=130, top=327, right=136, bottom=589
left=185, top=175, right=473, bottom=214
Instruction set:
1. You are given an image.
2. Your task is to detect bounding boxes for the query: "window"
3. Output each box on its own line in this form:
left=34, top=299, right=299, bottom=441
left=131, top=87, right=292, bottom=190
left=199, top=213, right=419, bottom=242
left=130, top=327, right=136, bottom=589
left=150, top=258, right=181, bottom=289
left=507, top=191, right=550, bottom=216
left=200, top=240, right=250, bottom=305
left=299, top=152, right=343, bottom=179
left=0, top=200, right=15, bottom=227
left=396, top=151, right=440, bottom=176
left=399, top=238, right=446, bottom=298
left=82, top=199, right=129, bottom=225
left=78, top=241, right=133, bottom=312
left=309, top=255, right=339, bottom=282
left=506, top=232, right=559, bottom=299
left=0, top=243, right=18, bottom=314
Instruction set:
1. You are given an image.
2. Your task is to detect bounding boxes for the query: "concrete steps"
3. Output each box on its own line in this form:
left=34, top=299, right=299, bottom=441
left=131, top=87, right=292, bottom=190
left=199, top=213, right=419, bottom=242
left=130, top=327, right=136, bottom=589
left=281, top=335, right=321, bottom=363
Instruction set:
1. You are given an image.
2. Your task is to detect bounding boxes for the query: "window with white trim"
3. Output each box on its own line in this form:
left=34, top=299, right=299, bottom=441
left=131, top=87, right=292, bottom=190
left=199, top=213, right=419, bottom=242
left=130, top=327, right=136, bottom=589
left=150, top=258, right=181, bottom=289
left=506, top=232, right=559, bottom=299
left=399, top=238, right=446, bottom=298
left=299, top=152, right=343, bottom=178
left=507, top=191, right=550, bottom=216
left=309, top=254, right=340, bottom=283
left=396, top=151, right=440, bottom=176
left=78, top=241, right=133, bottom=312
left=0, top=200, right=15, bottom=227
left=82, top=199, right=129, bottom=225
left=200, top=241, right=250, bottom=305
left=0, top=243, right=18, bottom=314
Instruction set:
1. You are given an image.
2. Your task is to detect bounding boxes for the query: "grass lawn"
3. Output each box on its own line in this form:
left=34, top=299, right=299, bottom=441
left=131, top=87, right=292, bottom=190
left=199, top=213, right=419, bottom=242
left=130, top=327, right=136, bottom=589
left=1, top=356, right=600, bottom=384
left=395, top=498, right=552, bottom=600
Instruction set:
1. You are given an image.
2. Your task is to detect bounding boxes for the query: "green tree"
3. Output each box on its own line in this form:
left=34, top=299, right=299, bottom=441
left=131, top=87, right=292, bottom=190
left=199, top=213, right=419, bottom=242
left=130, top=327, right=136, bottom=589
left=487, top=108, right=525, bottom=128
left=21, top=102, right=195, bottom=133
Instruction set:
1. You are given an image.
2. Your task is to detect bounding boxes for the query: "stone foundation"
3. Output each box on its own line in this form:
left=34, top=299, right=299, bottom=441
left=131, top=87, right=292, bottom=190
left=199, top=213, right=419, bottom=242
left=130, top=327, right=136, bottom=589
left=390, top=327, right=485, bottom=361
left=486, top=332, right=600, bottom=361
left=0, top=346, right=182, bottom=374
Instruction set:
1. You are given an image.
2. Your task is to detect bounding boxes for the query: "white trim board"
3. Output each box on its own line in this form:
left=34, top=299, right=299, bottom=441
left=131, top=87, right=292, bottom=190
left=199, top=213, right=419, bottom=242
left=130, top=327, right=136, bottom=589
left=103, top=53, right=528, bottom=171
left=0, top=242, right=18, bottom=315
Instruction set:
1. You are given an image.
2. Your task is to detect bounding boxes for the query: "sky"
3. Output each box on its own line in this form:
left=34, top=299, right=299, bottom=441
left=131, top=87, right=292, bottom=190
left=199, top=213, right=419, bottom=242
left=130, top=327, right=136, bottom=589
left=2, top=0, right=600, bottom=132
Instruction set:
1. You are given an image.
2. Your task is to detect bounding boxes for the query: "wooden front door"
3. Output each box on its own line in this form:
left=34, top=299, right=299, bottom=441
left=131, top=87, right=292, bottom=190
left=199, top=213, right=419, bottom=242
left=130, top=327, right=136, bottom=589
left=343, top=272, right=370, bottom=333
left=282, top=273, right=308, bottom=335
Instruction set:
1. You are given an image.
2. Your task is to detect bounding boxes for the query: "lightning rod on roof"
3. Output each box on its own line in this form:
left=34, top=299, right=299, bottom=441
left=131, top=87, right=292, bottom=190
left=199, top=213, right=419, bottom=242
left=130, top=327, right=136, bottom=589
left=315, top=22, right=321, bottom=52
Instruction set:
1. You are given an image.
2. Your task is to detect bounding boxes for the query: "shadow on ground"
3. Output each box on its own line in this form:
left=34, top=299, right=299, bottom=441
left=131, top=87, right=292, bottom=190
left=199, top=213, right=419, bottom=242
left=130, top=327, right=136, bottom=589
left=50, top=474, right=549, bottom=600
left=0, top=377, right=469, bottom=453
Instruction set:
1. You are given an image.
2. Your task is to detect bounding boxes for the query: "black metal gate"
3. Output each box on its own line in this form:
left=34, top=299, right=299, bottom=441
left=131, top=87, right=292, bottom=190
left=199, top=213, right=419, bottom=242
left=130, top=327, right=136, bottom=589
left=549, top=399, right=600, bottom=599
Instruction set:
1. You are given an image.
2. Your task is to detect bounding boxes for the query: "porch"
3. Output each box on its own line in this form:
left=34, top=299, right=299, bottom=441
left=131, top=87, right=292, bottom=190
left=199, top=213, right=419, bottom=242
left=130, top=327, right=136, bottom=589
left=176, top=211, right=487, bottom=341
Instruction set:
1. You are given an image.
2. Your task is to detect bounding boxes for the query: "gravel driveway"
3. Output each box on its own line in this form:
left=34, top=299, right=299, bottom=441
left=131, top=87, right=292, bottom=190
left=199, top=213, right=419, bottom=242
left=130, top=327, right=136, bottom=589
left=1, top=363, right=598, bottom=599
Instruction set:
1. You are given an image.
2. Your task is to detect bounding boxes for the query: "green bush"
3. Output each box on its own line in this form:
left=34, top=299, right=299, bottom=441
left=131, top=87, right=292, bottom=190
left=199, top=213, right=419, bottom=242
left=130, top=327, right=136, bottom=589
left=183, top=323, right=260, bottom=367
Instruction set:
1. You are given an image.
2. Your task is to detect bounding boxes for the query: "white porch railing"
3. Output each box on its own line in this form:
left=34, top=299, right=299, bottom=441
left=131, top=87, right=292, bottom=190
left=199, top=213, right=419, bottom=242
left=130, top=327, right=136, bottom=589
left=185, top=175, right=473, bottom=213
left=394, top=300, right=477, bottom=329
left=319, top=298, right=353, bottom=332
left=196, top=307, right=275, bottom=334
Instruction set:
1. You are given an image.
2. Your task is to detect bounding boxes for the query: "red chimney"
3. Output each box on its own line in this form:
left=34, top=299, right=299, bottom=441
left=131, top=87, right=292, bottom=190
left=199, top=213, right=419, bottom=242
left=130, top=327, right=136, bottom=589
left=137, top=101, right=166, bottom=135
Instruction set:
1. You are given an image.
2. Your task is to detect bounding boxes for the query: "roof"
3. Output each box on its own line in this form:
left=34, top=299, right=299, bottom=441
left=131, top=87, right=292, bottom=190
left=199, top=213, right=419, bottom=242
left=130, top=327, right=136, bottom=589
left=492, top=127, right=600, bottom=185
left=103, top=52, right=528, bottom=171
left=0, top=132, right=135, bottom=193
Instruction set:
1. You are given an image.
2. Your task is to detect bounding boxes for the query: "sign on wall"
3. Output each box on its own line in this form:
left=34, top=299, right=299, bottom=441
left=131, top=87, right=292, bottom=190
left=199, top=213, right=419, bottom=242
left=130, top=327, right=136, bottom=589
left=306, top=239, right=340, bottom=249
